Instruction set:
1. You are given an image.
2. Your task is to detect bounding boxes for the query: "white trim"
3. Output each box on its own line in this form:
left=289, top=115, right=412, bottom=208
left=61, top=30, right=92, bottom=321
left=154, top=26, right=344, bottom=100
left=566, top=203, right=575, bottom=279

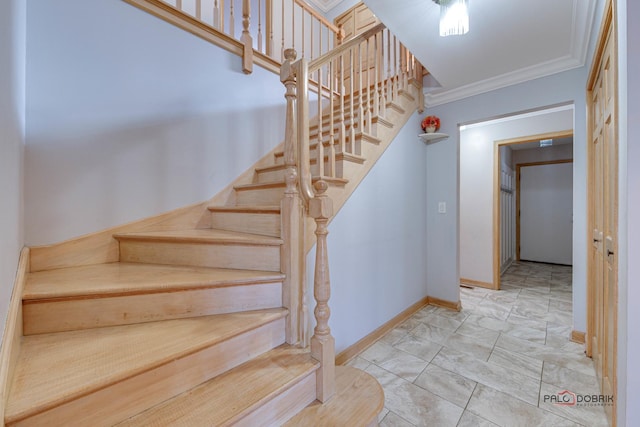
left=303, top=0, right=345, bottom=13
left=424, top=0, right=598, bottom=108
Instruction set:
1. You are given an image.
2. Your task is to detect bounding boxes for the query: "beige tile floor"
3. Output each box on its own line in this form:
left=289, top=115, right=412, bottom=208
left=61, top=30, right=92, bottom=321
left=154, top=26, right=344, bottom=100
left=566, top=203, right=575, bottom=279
left=347, top=261, right=610, bottom=427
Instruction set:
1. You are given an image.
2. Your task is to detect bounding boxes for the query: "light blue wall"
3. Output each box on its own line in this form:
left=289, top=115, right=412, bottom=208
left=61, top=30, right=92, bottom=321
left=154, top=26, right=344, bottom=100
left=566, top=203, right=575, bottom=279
left=0, top=0, right=26, bottom=341
left=25, top=0, right=287, bottom=245
left=309, top=112, right=429, bottom=353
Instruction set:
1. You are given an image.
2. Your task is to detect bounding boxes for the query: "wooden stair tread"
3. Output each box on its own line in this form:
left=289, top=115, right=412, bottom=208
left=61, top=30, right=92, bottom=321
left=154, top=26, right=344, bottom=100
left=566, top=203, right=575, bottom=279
left=115, top=346, right=319, bottom=426
left=6, top=309, right=287, bottom=423
left=207, top=205, right=280, bottom=213
left=114, top=228, right=283, bottom=246
left=24, top=262, right=284, bottom=300
left=284, top=366, right=384, bottom=426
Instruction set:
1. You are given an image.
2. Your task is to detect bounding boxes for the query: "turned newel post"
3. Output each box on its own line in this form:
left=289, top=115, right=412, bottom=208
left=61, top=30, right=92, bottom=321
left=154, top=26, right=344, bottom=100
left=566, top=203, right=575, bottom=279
left=241, top=0, right=253, bottom=74
left=309, top=180, right=335, bottom=403
left=280, top=49, right=305, bottom=345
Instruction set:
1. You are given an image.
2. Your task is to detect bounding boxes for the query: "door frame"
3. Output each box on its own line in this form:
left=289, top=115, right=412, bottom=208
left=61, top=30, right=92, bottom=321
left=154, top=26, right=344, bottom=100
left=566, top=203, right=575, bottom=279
left=492, top=129, right=573, bottom=290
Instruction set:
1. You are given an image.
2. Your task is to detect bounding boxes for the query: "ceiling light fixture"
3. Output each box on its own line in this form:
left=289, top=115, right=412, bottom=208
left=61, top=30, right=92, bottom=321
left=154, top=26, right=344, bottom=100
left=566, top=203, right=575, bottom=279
left=433, top=0, right=469, bottom=37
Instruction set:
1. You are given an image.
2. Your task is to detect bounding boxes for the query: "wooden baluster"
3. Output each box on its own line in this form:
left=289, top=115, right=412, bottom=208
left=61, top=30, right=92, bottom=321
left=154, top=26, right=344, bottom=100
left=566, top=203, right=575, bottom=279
left=241, top=0, right=253, bottom=73
left=280, top=48, right=304, bottom=346
left=378, top=32, right=387, bottom=118
left=281, top=0, right=285, bottom=61
left=176, top=0, right=183, bottom=9
left=257, top=0, right=263, bottom=53
left=317, top=68, right=324, bottom=177
left=266, top=0, right=273, bottom=58
left=291, top=0, right=295, bottom=51
left=301, top=9, right=305, bottom=58
left=196, top=0, right=202, bottom=19
left=386, top=30, right=392, bottom=107
left=373, top=33, right=381, bottom=119
left=365, top=37, right=372, bottom=135
left=348, top=48, right=355, bottom=154
left=310, top=18, right=314, bottom=60
left=393, top=34, right=399, bottom=101
left=327, top=59, right=336, bottom=178
left=309, top=180, right=335, bottom=403
left=230, top=0, right=235, bottom=37
left=357, top=42, right=364, bottom=145
left=214, top=0, right=221, bottom=30
left=401, top=44, right=408, bottom=92
left=338, top=52, right=346, bottom=155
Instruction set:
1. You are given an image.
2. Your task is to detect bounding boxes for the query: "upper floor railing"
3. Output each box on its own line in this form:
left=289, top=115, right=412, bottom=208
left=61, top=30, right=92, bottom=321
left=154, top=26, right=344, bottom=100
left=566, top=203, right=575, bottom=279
left=142, top=0, right=344, bottom=73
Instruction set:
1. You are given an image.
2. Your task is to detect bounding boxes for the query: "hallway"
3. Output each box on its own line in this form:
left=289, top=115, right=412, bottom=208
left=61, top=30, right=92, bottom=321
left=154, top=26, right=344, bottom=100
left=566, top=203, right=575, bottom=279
left=347, top=262, right=610, bottom=426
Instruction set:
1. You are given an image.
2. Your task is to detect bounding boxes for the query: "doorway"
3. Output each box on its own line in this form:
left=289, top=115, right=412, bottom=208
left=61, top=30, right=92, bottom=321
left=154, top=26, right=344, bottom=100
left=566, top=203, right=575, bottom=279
left=493, top=130, right=574, bottom=289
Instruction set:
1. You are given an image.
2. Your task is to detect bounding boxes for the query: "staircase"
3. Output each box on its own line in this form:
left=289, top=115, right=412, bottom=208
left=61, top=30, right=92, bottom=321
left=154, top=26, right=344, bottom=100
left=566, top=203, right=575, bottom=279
left=2, top=3, right=424, bottom=426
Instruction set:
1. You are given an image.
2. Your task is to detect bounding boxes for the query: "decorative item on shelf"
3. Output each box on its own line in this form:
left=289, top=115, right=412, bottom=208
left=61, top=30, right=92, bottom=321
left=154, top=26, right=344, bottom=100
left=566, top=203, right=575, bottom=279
left=421, top=115, right=441, bottom=133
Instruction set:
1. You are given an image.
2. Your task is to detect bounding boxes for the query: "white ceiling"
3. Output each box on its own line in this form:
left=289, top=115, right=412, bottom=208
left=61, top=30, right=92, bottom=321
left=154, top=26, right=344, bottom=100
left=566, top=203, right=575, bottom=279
left=330, top=0, right=600, bottom=107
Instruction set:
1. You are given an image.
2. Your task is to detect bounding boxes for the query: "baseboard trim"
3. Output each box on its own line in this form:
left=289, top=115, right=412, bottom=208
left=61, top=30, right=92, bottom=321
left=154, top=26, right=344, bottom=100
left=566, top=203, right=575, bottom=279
left=335, top=297, right=429, bottom=366
left=571, top=330, right=586, bottom=344
left=0, top=247, right=29, bottom=422
left=427, top=296, right=462, bottom=312
left=460, top=277, right=496, bottom=290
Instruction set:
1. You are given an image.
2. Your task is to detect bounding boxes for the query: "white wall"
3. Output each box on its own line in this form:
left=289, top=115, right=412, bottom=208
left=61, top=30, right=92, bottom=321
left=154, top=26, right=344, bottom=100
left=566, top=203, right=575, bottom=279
left=459, top=108, right=573, bottom=286
left=25, top=0, right=287, bottom=245
left=0, top=0, right=26, bottom=340
left=519, top=162, right=573, bottom=265
left=618, top=0, right=639, bottom=425
left=309, top=112, right=429, bottom=353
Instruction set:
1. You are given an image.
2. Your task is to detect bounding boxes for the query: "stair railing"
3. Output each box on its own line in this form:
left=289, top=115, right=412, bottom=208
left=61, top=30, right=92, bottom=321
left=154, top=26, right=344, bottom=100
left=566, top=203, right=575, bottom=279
left=280, top=23, right=423, bottom=403
left=146, top=0, right=344, bottom=73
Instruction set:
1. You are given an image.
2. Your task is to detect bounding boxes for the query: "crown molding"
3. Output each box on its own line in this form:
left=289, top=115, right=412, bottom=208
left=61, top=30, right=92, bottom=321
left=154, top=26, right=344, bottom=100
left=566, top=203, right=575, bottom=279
left=423, top=0, right=597, bottom=108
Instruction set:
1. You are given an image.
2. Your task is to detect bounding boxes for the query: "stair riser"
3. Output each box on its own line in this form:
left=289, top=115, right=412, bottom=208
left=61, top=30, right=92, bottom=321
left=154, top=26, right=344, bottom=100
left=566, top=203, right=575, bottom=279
left=8, top=318, right=286, bottom=427
left=22, top=282, right=283, bottom=335
left=235, top=187, right=285, bottom=206
left=232, top=373, right=316, bottom=427
left=210, top=212, right=281, bottom=237
left=119, top=240, right=281, bottom=271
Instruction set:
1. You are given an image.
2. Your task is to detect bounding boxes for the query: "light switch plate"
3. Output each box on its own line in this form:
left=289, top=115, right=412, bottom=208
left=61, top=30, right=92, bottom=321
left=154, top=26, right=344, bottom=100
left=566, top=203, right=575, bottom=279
left=438, top=202, right=446, bottom=214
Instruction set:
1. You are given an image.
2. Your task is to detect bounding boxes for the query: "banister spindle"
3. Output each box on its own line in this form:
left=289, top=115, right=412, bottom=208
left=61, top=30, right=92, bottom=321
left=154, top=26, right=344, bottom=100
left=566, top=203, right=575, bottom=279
left=241, top=0, right=253, bottom=73
left=257, top=0, right=263, bottom=53
left=365, top=37, right=372, bottom=135
left=309, top=179, right=335, bottom=403
left=213, top=0, right=221, bottom=30
left=230, top=0, right=235, bottom=37
left=317, top=68, right=324, bottom=177
left=348, top=48, right=355, bottom=154
left=327, top=59, right=336, bottom=178
left=338, top=52, right=346, bottom=155
left=266, top=0, right=273, bottom=57
left=357, top=42, right=364, bottom=143
left=373, top=33, right=381, bottom=118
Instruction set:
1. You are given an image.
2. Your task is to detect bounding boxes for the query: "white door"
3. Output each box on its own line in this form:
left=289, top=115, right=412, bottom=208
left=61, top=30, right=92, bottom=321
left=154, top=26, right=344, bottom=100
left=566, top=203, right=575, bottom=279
left=519, top=161, right=573, bottom=265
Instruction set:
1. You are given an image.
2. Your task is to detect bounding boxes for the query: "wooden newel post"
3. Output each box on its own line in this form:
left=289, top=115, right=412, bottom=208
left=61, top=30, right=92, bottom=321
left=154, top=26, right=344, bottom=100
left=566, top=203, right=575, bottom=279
left=241, top=0, right=253, bottom=74
left=280, top=49, right=305, bottom=345
left=309, top=180, right=336, bottom=403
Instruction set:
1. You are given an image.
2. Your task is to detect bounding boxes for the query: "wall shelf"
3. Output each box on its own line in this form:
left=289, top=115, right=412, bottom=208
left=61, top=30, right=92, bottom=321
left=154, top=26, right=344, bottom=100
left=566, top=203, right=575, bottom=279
left=419, top=132, right=449, bottom=144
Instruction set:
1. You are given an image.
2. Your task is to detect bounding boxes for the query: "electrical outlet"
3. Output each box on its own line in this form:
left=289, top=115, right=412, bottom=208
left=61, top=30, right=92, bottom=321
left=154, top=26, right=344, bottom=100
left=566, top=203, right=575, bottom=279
left=438, top=202, right=446, bottom=214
